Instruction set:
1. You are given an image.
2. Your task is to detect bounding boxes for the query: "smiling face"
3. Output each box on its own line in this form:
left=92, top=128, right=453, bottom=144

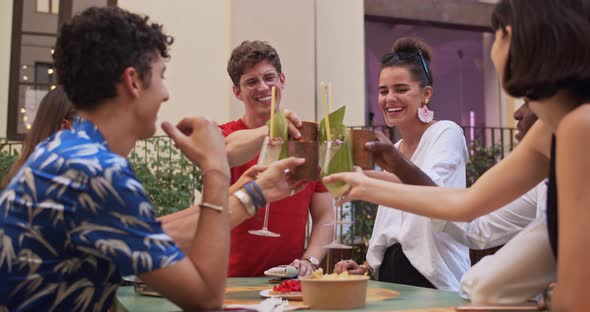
left=378, top=66, right=432, bottom=128
left=232, top=59, right=285, bottom=120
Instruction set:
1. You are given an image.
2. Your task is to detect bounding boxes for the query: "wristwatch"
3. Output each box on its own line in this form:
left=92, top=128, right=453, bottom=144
left=301, top=256, right=320, bottom=268
left=232, top=189, right=256, bottom=216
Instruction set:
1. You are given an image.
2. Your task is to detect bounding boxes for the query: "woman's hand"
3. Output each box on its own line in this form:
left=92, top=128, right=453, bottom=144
left=333, top=259, right=365, bottom=275
left=366, top=131, right=403, bottom=173
left=323, top=166, right=372, bottom=205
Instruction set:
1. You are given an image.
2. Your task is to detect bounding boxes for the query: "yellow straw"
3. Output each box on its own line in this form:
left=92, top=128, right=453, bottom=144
left=321, top=82, right=331, bottom=141
left=328, top=82, right=334, bottom=113
left=270, top=86, right=276, bottom=138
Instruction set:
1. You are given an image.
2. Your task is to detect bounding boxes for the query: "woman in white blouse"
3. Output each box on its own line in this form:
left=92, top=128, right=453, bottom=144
left=334, top=37, right=470, bottom=291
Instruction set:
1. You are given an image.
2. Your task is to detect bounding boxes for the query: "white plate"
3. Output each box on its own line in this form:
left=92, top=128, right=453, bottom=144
left=259, top=289, right=303, bottom=301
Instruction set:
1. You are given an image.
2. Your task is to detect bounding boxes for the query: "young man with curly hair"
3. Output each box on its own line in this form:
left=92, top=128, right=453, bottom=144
left=0, top=7, right=303, bottom=311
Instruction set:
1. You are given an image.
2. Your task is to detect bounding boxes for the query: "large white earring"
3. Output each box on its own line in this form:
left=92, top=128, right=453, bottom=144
left=417, top=99, right=434, bottom=123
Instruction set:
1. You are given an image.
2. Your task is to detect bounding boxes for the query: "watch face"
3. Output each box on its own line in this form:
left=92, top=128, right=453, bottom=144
left=307, top=257, right=319, bottom=266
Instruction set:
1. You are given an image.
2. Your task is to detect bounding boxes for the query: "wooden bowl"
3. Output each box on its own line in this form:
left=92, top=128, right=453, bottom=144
left=299, top=275, right=369, bottom=309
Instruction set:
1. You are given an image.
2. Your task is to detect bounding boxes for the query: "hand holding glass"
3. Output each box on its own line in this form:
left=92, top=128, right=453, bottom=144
left=248, top=136, right=284, bottom=237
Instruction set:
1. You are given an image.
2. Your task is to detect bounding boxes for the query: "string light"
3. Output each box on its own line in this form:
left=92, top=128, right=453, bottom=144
left=50, top=85, right=56, bottom=90
left=47, top=68, right=54, bottom=75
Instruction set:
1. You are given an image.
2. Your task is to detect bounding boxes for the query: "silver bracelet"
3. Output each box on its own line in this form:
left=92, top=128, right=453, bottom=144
left=199, top=202, right=224, bottom=213
left=232, top=189, right=256, bottom=216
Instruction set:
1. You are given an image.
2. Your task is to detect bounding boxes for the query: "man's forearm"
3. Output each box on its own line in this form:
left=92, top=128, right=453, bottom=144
left=303, top=192, right=334, bottom=264
left=189, top=171, right=230, bottom=299
left=304, top=214, right=332, bottom=264
left=225, top=126, right=267, bottom=167
left=229, top=193, right=254, bottom=228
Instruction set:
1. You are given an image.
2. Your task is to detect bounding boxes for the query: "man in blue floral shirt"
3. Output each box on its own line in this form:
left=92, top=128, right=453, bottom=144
left=0, top=7, right=234, bottom=311
left=0, top=6, right=305, bottom=311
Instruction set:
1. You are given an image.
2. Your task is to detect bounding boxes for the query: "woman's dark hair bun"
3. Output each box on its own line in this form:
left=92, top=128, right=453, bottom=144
left=392, top=37, right=432, bottom=63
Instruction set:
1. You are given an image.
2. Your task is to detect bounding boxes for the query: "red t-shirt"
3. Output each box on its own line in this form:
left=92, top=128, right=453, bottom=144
left=220, top=119, right=327, bottom=277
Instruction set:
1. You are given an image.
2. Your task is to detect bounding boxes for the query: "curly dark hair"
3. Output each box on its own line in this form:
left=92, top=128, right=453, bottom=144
left=53, top=6, right=173, bottom=110
left=227, top=40, right=282, bottom=87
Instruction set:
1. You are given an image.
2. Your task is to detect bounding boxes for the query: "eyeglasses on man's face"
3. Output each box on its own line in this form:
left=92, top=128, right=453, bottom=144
left=380, top=49, right=432, bottom=86
left=239, top=70, right=280, bottom=90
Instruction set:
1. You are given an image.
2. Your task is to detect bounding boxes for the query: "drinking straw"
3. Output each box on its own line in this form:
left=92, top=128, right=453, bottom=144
left=270, top=86, right=276, bottom=138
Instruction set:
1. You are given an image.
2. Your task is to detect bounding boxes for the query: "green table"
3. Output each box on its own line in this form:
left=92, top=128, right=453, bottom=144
left=115, top=277, right=468, bottom=311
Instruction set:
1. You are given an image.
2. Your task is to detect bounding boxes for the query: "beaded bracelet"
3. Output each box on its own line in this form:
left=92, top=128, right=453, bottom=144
left=244, top=181, right=265, bottom=208
left=250, top=181, right=266, bottom=206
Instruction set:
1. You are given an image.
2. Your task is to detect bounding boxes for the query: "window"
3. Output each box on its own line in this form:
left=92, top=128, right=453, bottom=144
left=7, top=0, right=116, bottom=139
left=36, top=0, right=58, bottom=14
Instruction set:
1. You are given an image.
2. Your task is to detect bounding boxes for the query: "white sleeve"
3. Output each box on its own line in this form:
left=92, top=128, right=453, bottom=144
left=421, top=125, right=468, bottom=187
left=459, top=218, right=556, bottom=304
left=420, top=124, right=469, bottom=232
left=445, top=188, right=538, bottom=249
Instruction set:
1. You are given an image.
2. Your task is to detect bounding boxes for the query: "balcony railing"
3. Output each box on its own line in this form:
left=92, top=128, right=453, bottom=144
left=1, top=124, right=516, bottom=267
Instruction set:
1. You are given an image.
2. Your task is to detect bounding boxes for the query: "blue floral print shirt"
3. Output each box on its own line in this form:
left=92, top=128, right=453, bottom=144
left=0, top=118, right=185, bottom=311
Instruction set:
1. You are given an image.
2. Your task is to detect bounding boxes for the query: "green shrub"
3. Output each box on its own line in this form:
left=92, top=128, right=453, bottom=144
left=0, top=139, right=20, bottom=190
left=128, top=136, right=202, bottom=216
left=466, top=141, right=503, bottom=187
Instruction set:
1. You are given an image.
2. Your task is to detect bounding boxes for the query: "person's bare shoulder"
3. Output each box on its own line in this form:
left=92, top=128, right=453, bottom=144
left=558, top=104, right=590, bottom=136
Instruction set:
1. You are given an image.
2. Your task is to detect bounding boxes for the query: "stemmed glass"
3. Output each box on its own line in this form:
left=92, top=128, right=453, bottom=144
left=319, top=140, right=353, bottom=249
left=249, top=136, right=284, bottom=237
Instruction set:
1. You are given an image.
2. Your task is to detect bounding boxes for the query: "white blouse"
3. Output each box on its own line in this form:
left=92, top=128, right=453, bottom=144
left=366, top=120, right=470, bottom=291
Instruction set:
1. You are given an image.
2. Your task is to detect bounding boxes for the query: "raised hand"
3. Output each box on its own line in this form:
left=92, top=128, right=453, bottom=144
left=256, top=157, right=307, bottom=203
left=322, top=166, right=371, bottom=205
left=284, top=109, right=303, bottom=140
left=161, top=117, right=229, bottom=175
left=366, top=131, right=403, bottom=173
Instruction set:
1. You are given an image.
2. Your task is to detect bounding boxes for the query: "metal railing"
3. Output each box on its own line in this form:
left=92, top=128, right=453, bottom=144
left=2, top=124, right=516, bottom=265
left=461, top=126, right=517, bottom=157
left=0, top=140, right=23, bottom=157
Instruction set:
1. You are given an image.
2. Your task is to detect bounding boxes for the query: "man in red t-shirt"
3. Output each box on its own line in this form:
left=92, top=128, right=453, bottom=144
left=221, top=41, right=333, bottom=277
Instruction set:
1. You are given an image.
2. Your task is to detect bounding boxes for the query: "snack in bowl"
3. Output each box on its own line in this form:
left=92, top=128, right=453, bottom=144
left=300, top=269, right=370, bottom=309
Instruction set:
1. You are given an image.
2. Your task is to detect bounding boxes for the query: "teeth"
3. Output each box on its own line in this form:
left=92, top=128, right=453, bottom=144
left=257, top=96, right=271, bottom=102
left=386, top=107, right=404, bottom=112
